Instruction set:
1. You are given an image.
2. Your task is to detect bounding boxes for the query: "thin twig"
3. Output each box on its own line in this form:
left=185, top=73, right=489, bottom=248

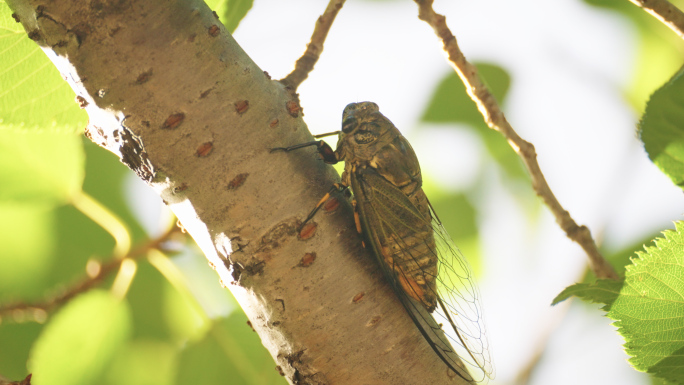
left=413, top=0, right=619, bottom=280
left=628, top=0, right=684, bottom=39
left=280, top=0, right=346, bottom=90
left=0, top=226, right=182, bottom=321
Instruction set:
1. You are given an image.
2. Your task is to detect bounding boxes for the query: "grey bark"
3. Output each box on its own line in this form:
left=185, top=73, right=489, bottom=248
left=6, top=0, right=469, bottom=384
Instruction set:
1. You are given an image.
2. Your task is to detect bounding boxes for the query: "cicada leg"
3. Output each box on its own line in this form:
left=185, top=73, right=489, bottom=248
left=297, top=183, right=349, bottom=231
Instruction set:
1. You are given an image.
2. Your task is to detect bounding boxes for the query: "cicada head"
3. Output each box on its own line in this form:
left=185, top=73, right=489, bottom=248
left=339, top=102, right=397, bottom=158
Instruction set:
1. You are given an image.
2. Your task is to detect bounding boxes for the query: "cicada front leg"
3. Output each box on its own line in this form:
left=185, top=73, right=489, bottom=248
left=270, top=136, right=346, bottom=229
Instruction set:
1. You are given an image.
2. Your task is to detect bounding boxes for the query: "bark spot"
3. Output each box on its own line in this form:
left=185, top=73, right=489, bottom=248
left=298, top=223, right=317, bottom=240
left=208, top=24, right=220, bottom=37
left=28, top=30, right=42, bottom=41
left=235, top=100, right=249, bottom=114
left=299, top=252, right=316, bottom=267
left=352, top=292, right=365, bottom=303
left=258, top=220, right=297, bottom=252
left=162, top=113, right=185, bottom=129
left=269, top=118, right=279, bottom=128
left=323, top=197, right=340, bottom=212
left=196, top=142, right=213, bottom=157
left=366, top=315, right=381, bottom=327
left=75, top=95, right=89, bottom=109
left=227, top=173, right=248, bottom=190
left=286, top=100, right=300, bottom=118
left=135, top=69, right=153, bottom=84
left=173, top=183, right=188, bottom=193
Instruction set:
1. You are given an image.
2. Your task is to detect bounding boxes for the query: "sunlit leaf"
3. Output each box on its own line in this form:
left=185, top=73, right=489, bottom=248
left=554, top=222, right=684, bottom=383
left=0, top=127, right=84, bottom=204
left=583, top=0, right=684, bottom=112
left=639, top=65, right=684, bottom=188
left=176, top=312, right=287, bottom=385
left=205, top=0, right=253, bottom=34
left=421, top=63, right=526, bottom=180
left=0, top=322, right=42, bottom=380
left=0, top=204, right=54, bottom=300
left=0, top=3, right=86, bottom=129
left=104, top=340, right=177, bottom=385
left=29, top=290, right=131, bottom=385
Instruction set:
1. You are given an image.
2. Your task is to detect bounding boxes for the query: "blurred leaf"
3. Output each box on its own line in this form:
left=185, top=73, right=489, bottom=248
left=422, top=179, right=482, bottom=275
left=639, top=65, right=684, bottom=188
left=0, top=128, right=84, bottom=204
left=583, top=0, right=684, bottom=112
left=554, top=222, right=684, bottom=383
left=0, top=322, right=42, bottom=380
left=29, top=290, right=131, bottom=385
left=104, top=340, right=176, bottom=385
left=421, top=63, right=527, bottom=180
left=205, top=0, right=253, bottom=34
left=82, top=139, right=147, bottom=243
left=0, top=204, right=54, bottom=300
left=171, top=249, right=236, bottom=319
left=162, top=268, right=210, bottom=343
left=0, top=3, right=86, bottom=129
left=176, top=312, right=287, bottom=385
left=422, top=63, right=510, bottom=125
left=125, top=261, right=177, bottom=341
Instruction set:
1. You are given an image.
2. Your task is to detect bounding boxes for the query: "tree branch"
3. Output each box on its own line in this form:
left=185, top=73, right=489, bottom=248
left=280, top=0, right=346, bottom=90
left=0, top=226, right=180, bottom=322
left=628, top=0, right=684, bottom=39
left=413, top=0, right=619, bottom=281
left=6, top=0, right=468, bottom=383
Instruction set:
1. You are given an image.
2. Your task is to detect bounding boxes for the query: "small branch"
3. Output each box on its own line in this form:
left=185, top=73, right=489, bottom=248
left=0, top=226, right=182, bottom=321
left=280, top=0, right=346, bottom=90
left=414, top=0, right=619, bottom=280
left=628, top=0, right=684, bottom=39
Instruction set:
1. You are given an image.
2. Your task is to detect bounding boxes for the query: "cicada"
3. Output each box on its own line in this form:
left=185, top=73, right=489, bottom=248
left=272, top=102, right=493, bottom=382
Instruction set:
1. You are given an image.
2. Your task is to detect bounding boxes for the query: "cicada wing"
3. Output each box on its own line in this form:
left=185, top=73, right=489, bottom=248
left=351, top=168, right=493, bottom=383
left=430, top=208, right=494, bottom=382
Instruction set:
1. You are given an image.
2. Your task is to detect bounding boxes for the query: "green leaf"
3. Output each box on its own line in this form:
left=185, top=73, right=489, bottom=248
left=554, top=222, right=684, bottom=383
left=205, top=0, right=253, bottom=34
left=639, top=65, right=684, bottom=188
left=0, top=204, right=55, bottom=300
left=551, top=280, right=623, bottom=306
left=583, top=0, right=684, bottom=112
left=422, top=63, right=510, bottom=125
left=104, top=340, right=177, bottom=385
left=29, top=290, right=131, bottom=385
left=0, top=322, right=42, bottom=380
left=420, top=63, right=527, bottom=180
left=0, top=3, right=86, bottom=129
left=176, top=312, right=287, bottom=385
left=0, top=127, right=85, bottom=204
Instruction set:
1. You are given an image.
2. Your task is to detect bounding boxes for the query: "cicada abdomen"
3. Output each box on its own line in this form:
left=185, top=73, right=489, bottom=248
left=272, top=102, right=493, bottom=383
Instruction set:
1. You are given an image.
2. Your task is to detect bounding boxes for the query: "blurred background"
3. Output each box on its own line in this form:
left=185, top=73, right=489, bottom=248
left=1, top=0, right=684, bottom=384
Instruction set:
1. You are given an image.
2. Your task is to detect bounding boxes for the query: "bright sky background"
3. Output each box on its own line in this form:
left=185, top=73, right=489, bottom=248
left=131, top=1, right=684, bottom=384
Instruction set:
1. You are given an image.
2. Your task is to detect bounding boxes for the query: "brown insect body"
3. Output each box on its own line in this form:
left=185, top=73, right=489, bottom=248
left=272, top=102, right=492, bottom=383
left=332, top=102, right=438, bottom=312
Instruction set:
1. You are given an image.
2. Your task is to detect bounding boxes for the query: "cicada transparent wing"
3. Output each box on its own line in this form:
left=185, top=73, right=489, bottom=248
left=351, top=167, right=493, bottom=383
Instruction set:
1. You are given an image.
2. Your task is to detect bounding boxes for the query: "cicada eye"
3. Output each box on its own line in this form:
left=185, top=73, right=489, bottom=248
left=342, top=116, right=357, bottom=133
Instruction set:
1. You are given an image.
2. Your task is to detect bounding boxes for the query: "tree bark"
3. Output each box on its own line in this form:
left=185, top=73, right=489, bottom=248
left=6, top=0, right=468, bottom=383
